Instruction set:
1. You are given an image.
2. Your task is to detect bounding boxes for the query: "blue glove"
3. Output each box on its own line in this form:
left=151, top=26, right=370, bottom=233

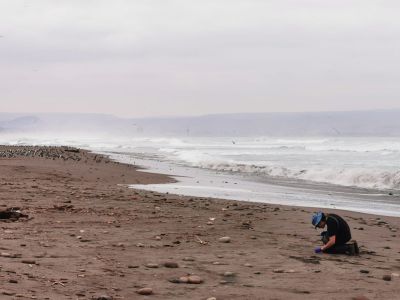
left=314, top=247, right=322, bottom=254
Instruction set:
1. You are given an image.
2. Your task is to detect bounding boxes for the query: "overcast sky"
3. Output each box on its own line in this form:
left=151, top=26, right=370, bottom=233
left=1, top=0, right=399, bottom=117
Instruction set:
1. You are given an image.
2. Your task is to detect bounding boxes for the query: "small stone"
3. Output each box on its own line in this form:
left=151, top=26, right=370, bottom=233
left=128, top=265, right=139, bottom=269
left=352, top=296, right=370, bottom=300
left=164, top=262, right=179, bottom=268
left=244, top=263, right=253, bottom=267
left=273, top=269, right=284, bottom=273
left=218, top=237, right=231, bottom=243
left=21, top=260, right=36, bottom=265
left=207, top=298, right=217, bottom=300
left=95, top=296, right=113, bottom=300
left=188, top=275, right=203, bottom=284
left=9, top=279, right=18, bottom=283
left=137, top=288, right=153, bottom=295
left=178, top=276, right=189, bottom=283
left=145, top=263, right=159, bottom=268
left=360, top=270, right=370, bottom=274
left=223, top=271, right=235, bottom=277
left=382, top=275, right=392, bottom=281
left=183, top=257, right=195, bottom=262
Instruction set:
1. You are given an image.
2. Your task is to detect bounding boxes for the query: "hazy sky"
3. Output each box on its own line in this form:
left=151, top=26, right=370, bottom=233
left=1, top=0, right=400, bottom=117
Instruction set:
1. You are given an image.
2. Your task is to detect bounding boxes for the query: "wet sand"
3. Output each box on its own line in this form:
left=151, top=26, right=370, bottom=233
left=0, top=146, right=399, bottom=300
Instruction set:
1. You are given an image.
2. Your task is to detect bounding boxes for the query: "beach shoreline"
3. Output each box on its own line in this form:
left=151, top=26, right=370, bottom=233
left=0, top=145, right=399, bottom=299
left=99, top=151, right=400, bottom=218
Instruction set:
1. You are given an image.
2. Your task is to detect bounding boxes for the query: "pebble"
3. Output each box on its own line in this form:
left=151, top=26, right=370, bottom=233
left=273, top=269, right=284, bottom=273
left=207, top=298, right=217, bottom=300
left=360, top=270, right=370, bottom=274
left=137, top=288, right=153, bottom=295
left=145, top=263, right=159, bottom=268
left=223, top=271, right=235, bottom=277
left=21, top=260, right=36, bottom=265
left=128, top=265, right=140, bottom=269
left=218, top=237, right=231, bottom=243
left=188, top=275, right=203, bottom=284
left=382, top=275, right=392, bottom=281
left=178, top=276, right=189, bottom=284
left=170, top=275, right=203, bottom=284
left=244, top=263, right=253, bottom=267
left=95, top=296, right=113, bottom=300
left=164, top=262, right=179, bottom=268
left=183, top=257, right=195, bottom=262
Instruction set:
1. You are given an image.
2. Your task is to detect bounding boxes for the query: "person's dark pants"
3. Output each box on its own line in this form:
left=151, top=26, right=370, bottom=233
left=320, top=231, right=351, bottom=254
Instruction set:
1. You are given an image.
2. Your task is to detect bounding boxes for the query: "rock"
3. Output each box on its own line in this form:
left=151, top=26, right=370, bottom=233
left=223, top=271, right=235, bottom=277
left=128, top=265, right=140, bottom=269
left=207, top=298, right=217, bottom=300
left=382, top=274, right=392, bottom=281
left=360, top=269, right=370, bottom=274
left=137, top=288, right=153, bottom=295
left=94, top=296, right=113, bottom=300
left=286, top=269, right=296, bottom=273
left=244, top=263, right=253, bottom=267
left=164, top=262, right=179, bottom=268
left=21, top=259, right=36, bottom=265
left=145, top=263, right=159, bottom=268
left=178, top=276, right=189, bottom=283
left=218, top=237, right=231, bottom=243
left=183, top=257, right=195, bottom=262
left=273, top=269, right=284, bottom=273
left=352, top=296, right=370, bottom=300
left=188, top=275, right=203, bottom=284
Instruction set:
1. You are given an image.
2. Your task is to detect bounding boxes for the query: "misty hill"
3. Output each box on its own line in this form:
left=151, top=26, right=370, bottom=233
left=130, top=110, right=400, bottom=136
left=1, top=110, right=400, bottom=137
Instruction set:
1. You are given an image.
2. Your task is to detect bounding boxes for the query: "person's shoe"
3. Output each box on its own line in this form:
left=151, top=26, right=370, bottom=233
left=347, top=243, right=356, bottom=256
left=352, top=240, right=360, bottom=255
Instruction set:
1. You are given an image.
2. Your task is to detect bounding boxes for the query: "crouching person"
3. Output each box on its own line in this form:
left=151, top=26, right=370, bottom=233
left=312, top=212, right=359, bottom=255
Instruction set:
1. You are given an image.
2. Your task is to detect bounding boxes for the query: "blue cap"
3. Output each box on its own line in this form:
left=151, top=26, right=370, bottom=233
left=312, top=212, right=323, bottom=227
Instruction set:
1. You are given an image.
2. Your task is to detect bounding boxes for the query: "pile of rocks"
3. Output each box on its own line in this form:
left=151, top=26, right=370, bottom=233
left=0, top=146, right=81, bottom=161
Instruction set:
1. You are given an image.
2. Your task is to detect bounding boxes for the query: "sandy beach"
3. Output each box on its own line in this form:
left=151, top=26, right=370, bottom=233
left=0, top=146, right=399, bottom=300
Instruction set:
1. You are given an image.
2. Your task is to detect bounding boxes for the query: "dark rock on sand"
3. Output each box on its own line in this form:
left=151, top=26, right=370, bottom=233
left=164, top=262, right=179, bottom=268
left=382, top=275, right=392, bottom=281
left=94, top=296, right=113, bottom=300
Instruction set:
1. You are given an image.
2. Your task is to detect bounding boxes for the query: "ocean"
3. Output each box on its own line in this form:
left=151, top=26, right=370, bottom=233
left=2, top=134, right=400, bottom=216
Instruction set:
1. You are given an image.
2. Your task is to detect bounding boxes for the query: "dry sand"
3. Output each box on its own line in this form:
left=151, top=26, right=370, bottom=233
left=0, top=146, right=399, bottom=300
